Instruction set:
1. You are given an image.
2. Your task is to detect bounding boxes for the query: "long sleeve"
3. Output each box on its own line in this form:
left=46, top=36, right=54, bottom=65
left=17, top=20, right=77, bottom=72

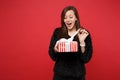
left=79, top=34, right=93, bottom=63
left=48, top=28, right=59, bottom=61
left=48, top=28, right=93, bottom=77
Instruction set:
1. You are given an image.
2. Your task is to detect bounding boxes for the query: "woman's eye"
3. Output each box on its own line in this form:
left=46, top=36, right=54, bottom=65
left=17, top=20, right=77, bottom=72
left=64, top=17, right=67, bottom=19
left=69, top=16, right=73, bottom=18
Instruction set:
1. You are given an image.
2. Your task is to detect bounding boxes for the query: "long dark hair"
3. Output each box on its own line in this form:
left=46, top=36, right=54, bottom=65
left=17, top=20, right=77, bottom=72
left=58, top=6, right=82, bottom=40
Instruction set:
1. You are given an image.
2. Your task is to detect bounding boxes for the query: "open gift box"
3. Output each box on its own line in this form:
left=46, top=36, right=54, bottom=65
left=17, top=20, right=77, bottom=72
left=57, top=29, right=80, bottom=52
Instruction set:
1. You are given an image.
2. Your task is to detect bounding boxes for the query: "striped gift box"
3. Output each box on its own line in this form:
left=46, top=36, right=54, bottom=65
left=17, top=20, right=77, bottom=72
left=58, top=41, right=78, bottom=52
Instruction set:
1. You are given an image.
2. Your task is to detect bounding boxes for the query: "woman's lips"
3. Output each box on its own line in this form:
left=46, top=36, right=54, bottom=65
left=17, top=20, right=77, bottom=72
left=66, top=23, right=72, bottom=27
left=67, top=23, right=72, bottom=25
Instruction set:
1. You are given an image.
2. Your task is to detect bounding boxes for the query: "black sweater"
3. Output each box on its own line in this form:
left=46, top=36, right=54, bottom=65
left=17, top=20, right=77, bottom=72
left=48, top=28, right=93, bottom=78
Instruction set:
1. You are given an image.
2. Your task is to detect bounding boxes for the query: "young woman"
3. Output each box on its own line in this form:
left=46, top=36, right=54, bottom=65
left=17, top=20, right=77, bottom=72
left=49, top=6, right=93, bottom=80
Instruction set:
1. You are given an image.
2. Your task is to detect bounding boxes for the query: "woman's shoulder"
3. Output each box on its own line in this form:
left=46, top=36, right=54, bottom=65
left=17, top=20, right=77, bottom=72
left=53, top=27, right=61, bottom=34
left=54, top=27, right=61, bottom=31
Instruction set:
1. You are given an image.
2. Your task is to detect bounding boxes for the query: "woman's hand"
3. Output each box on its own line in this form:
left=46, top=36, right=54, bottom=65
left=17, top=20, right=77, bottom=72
left=78, top=29, right=89, bottom=53
left=78, top=29, right=89, bottom=43
left=54, top=42, right=59, bottom=52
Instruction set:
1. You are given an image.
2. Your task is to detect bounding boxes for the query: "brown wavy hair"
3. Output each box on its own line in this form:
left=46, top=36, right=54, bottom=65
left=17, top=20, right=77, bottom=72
left=57, top=6, right=83, bottom=40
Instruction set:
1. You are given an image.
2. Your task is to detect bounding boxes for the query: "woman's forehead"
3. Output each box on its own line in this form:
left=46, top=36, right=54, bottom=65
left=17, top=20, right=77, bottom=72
left=65, top=10, right=75, bottom=16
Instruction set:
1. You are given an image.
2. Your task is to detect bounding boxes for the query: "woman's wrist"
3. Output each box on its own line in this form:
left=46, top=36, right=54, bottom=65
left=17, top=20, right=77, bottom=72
left=80, top=41, right=86, bottom=47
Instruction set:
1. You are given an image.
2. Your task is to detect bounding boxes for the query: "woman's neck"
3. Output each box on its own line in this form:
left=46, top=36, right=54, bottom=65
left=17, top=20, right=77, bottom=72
left=68, top=27, right=76, bottom=37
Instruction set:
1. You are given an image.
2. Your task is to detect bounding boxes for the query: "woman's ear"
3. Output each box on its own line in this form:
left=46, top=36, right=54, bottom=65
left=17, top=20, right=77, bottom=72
left=75, top=17, right=77, bottom=21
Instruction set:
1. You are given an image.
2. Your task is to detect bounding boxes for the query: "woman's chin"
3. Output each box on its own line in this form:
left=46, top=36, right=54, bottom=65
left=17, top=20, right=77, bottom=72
left=67, top=26, right=74, bottom=30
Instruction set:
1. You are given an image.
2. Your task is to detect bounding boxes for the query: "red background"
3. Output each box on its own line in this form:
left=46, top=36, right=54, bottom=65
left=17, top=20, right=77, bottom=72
left=0, top=0, right=120, bottom=80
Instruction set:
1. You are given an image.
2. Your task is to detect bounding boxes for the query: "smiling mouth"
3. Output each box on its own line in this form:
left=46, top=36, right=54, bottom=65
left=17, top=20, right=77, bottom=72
left=66, top=23, right=72, bottom=26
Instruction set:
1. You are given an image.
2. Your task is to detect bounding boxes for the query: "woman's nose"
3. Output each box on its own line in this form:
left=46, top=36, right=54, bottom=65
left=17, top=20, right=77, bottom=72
left=66, top=18, right=70, bottom=22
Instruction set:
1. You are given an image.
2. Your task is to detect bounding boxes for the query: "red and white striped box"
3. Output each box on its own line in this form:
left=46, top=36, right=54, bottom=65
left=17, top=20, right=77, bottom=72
left=58, top=41, right=78, bottom=52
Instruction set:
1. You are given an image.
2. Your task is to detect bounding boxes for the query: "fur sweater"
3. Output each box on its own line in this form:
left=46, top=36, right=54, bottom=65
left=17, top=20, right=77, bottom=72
left=48, top=28, right=93, bottom=77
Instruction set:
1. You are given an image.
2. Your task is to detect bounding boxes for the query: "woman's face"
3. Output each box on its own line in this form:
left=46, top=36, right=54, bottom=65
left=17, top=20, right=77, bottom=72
left=64, top=10, right=77, bottom=30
